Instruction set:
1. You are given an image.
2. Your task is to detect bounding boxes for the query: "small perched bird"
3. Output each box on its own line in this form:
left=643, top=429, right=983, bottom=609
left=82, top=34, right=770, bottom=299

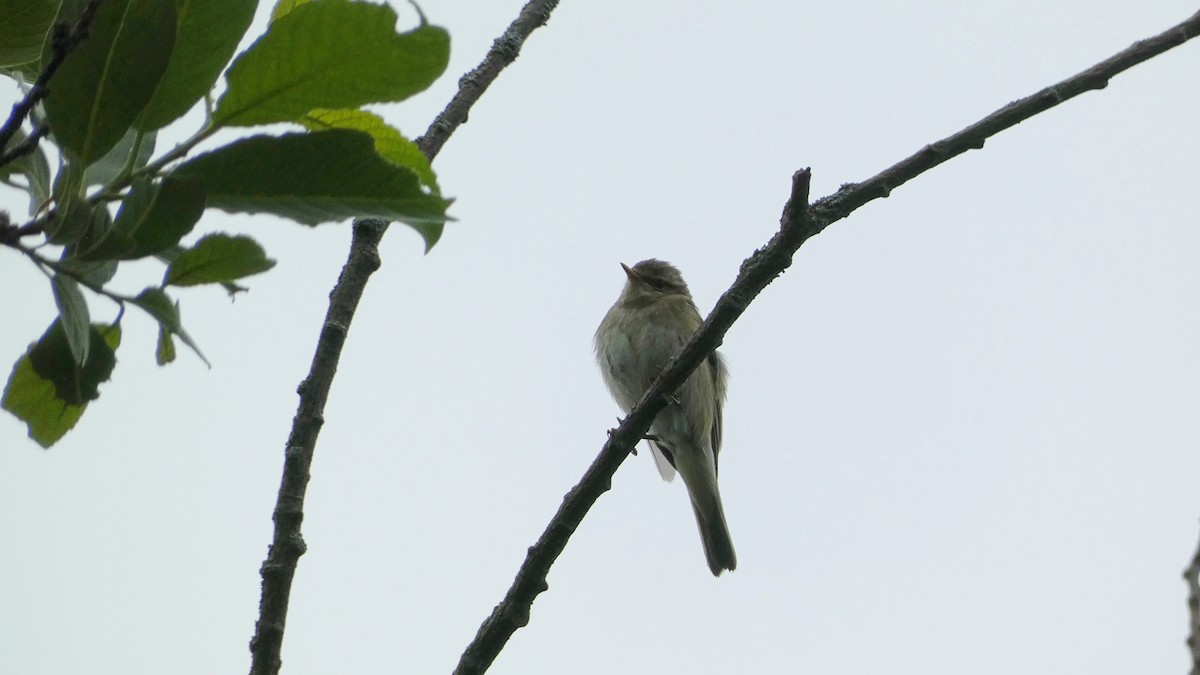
left=594, top=259, right=736, bottom=576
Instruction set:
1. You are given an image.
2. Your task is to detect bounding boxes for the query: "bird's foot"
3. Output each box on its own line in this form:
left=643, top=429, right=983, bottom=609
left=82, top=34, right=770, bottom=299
left=607, top=418, right=638, bottom=455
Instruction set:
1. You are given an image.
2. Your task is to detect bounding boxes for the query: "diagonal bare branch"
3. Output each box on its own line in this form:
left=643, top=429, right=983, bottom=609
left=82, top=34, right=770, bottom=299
left=247, top=1, right=563, bottom=674
left=451, top=9, right=1200, bottom=675
left=416, top=0, right=561, bottom=159
left=807, top=9, right=1200, bottom=224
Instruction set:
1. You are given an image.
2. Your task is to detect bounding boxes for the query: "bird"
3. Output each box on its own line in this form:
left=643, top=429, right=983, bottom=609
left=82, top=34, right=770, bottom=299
left=594, top=259, right=736, bottom=576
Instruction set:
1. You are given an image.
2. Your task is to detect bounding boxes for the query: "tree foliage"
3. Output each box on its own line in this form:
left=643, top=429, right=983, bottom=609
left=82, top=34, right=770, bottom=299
left=0, top=0, right=452, bottom=447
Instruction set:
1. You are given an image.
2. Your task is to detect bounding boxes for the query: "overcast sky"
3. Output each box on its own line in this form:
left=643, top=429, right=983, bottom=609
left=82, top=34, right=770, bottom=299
left=2, top=1, right=1199, bottom=674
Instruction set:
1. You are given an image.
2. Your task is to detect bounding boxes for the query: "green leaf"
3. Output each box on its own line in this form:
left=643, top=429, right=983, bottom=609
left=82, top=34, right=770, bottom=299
left=0, top=126, right=52, bottom=214
left=81, top=128, right=156, bottom=187
left=69, top=204, right=115, bottom=258
left=53, top=0, right=91, bottom=26
left=3, top=323, right=120, bottom=448
left=78, top=175, right=205, bottom=260
left=156, top=245, right=247, bottom=297
left=78, top=177, right=153, bottom=258
left=2, top=355, right=84, bottom=448
left=269, top=0, right=312, bottom=22
left=42, top=0, right=176, bottom=165
left=131, top=288, right=209, bottom=366
left=48, top=199, right=109, bottom=248
left=50, top=274, right=91, bottom=366
left=166, top=233, right=276, bottom=287
left=301, top=108, right=439, bottom=194
left=27, top=320, right=118, bottom=405
left=46, top=163, right=87, bottom=245
left=213, top=0, right=449, bottom=127
left=134, top=0, right=257, bottom=130
left=174, top=130, right=450, bottom=249
left=156, top=326, right=176, bottom=365
left=57, top=258, right=119, bottom=287
left=0, top=0, right=57, bottom=67
left=100, top=323, right=121, bottom=351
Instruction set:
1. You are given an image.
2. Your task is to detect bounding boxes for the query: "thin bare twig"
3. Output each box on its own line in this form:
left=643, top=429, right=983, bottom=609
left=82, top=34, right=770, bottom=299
left=246, top=1, right=563, bottom=674
left=414, top=0, right=559, bottom=158
left=1186, top=526, right=1200, bottom=675
left=451, top=9, right=1200, bottom=675
left=0, top=0, right=104, bottom=168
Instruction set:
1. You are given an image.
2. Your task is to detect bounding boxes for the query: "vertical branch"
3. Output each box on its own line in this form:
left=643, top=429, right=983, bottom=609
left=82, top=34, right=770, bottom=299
left=1186, top=526, right=1200, bottom=675
left=248, top=218, right=386, bottom=675
left=247, top=1, right=563, bottom=674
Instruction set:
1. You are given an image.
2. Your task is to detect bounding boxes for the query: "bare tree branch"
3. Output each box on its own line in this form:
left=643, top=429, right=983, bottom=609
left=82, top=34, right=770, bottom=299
left=807, top=9, right=1200, bottom=220
left=451, top=9, right=1200, bottom=675
left=0, top=0, right=104, bottom=168
left=247, top=1, right=563, bottom=674
left=451, top=172, right=815, bottom=675
left=1187, top=525, right=1200, bottom=675
left=416, top=0, right=561, bottom=159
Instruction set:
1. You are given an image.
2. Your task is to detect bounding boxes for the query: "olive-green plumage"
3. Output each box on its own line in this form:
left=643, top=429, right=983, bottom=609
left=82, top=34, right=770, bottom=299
left=595, top=259, right=736, bottom=576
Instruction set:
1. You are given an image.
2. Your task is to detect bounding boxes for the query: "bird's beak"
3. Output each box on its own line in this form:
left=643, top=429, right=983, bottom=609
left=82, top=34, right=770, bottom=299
left=621, top=262, right=640, bottom=283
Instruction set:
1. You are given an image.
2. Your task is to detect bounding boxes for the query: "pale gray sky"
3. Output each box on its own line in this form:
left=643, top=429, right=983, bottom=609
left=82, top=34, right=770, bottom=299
left=2, top=1, right=1199, bottom=674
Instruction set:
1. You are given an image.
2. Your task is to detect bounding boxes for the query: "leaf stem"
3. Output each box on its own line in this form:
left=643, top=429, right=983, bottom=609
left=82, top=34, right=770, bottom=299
left=133, top=123, right=218, bottom=179
left=15, top=242, right=135, bottom=307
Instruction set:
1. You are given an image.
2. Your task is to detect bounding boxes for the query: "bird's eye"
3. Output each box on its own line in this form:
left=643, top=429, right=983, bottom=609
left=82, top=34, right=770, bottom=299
left=649, top=279, right=667, bottom=290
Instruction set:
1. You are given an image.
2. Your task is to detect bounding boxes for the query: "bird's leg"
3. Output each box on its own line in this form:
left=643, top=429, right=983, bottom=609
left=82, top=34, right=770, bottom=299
left=606, top=418, right=639, bottom=455
left=653, top=362, right=682, bottom=406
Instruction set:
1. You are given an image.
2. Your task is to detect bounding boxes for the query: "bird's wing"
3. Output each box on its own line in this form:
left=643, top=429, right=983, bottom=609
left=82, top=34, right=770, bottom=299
left=707, top=350, right=729, bottom=473
left=649, top=441, right=677, bottom=482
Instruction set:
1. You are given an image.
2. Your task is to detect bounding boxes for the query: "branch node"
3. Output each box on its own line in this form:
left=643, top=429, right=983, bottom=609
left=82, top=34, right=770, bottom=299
left=1184, top=524, right=1200, bottom=673
left=493, top=34, right=522, bottom=61
left=288, top=533, right=308, bottom=557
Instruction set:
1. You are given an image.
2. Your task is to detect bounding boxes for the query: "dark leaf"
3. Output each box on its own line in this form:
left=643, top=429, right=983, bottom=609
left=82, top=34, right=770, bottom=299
left=43, top=0, right=176, bottom=165
left=174, top=130, right=450, bottom=249
left=47, top=199, right=108, bottom=248
left=0, top=0, right=57, bottom=68
left=50, top=274, right=91, bottom=365
left=78, top=175, right=205, bottom=260
left=301, top=108, right=439, bottom=194
left=2, top=323, right=120, bottom=447
left=57, top=258, right=119, bottom=287
left=82, top=128, right=156, bottom=187
left=27, top=320, right=118, bottom=406
left=166, top=233, right=275, bottom=286
left=0, top=127, right=53, bottom=214
left=131, top=288, right=209, bottom=366
left=135, top=0, right=257, bottom=130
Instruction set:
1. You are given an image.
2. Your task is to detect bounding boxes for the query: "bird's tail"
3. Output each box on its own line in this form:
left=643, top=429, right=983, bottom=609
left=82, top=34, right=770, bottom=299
left=689, top=484, right=737, bottom=576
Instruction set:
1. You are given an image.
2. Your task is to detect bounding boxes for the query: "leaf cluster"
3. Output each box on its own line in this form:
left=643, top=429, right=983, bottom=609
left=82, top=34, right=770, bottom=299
left=0, top=0, right=453, bottom=446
